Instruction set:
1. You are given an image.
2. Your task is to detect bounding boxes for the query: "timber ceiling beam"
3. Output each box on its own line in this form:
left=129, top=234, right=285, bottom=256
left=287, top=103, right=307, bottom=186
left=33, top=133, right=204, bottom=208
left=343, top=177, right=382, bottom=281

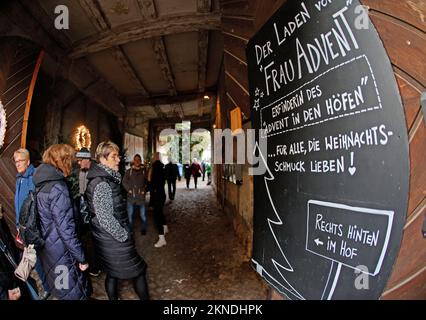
left=151, top=114, right=211, bottom=127
left=137, top=0, right=176, bottom=96
left=79, top=0, right=149, bottom=96
left=136, top=0, right=156, bottom=21
left=125, top=90, right=216, bottom=107
left=152, top=37, right=177, bottom=96
left=152, top=105, right=168, bottom=120
left=7, top=0, right=125, bottom=117
left=197, top=1, right=211, bottom=116
left=69, top=12, right=222, bottom=59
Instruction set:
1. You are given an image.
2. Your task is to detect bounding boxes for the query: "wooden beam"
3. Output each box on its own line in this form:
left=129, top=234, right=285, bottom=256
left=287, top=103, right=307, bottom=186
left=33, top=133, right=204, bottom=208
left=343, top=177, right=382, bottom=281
left=197, top=0, right=212, bottom=13
left=112, top=47, right=149, bottom=96
left=4, top=1, right=124, bottom=117
left=197, top=30, right=209, bottom=119
left=79, top=0, right=149, bottom=96
left=136, top=0, right=175, bottom=97
left=69, top=12, right=222, bottom=59
left=151, top=114, right=211, bottom=127
left=136, top=0, right=157, bottom=21
left=198, top=30, right=209, bottom=93
left=152, top=37, right=176, bottom=96
left=197, top=0, right=210, bottom=117
left=79, top=0, right=109, bottom=30
left=198, top=98, right=204, bottom=117
left=125, top=90, right=216, bottom=107
left=152, top=105, right=168, bottom=119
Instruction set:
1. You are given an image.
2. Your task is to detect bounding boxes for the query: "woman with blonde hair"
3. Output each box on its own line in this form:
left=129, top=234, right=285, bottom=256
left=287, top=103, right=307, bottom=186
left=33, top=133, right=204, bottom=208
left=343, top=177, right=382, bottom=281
left=32, top=144, right=90, bottom=300
left=85, top=141, right=149, bottom=300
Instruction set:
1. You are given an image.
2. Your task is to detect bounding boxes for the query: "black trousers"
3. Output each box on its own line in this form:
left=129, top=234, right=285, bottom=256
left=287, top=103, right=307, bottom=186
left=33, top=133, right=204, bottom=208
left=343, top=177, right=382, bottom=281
left=185, top=176, right=191, bottom=188
left=105, top=270, right=149, bottom=300
left=167, top=179, right=176, bottom=200
left=152, top=192, right=166, bottom=235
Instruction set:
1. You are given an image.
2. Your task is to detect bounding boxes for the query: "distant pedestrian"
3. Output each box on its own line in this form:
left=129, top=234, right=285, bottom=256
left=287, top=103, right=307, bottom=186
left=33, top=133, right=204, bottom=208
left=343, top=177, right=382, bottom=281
left=123, top=154, right=147, bottom=235
left=201, top=160, right=206, bottom=181
left=190, top=159, right=202, bottom=189
left=148, top=152, right=168, bottom=247
left=206, top=162, right=212, bottom=185
left=164, top=157, right=180, bottom=200
left=183, top=163, right=191, bottom=188
left=13, top=148, right=50, bottom=299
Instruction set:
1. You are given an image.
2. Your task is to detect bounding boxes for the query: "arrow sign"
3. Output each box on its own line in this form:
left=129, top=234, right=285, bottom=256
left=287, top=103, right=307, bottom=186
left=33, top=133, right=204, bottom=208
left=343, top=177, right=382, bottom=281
left=314, top=238, right=324, bottom=246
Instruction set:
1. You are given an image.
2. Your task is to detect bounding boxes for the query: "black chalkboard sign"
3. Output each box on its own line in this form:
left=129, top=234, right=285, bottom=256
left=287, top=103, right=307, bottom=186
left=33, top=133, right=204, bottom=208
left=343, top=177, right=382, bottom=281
left=247, top=0, right=409, bottom=299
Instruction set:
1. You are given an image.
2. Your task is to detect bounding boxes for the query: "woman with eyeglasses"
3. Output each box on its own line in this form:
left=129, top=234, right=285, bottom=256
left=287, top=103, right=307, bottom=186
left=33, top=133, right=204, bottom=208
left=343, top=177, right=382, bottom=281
left=85, top=141, right=149, bottom=300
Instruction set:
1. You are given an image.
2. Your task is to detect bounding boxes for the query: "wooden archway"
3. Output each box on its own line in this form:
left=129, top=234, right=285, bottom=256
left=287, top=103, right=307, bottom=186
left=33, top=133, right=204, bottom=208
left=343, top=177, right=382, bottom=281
left=0, top=37, right=44, bottom=230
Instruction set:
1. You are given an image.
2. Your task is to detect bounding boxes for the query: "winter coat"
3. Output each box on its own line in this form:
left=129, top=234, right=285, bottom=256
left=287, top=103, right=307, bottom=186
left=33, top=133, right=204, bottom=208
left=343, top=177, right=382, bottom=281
left=183, top=164, right=191, bottom=179
left=164, top=163, right=180, bottom=182
left=33, top=164, right=90, bottom=300
left=190, top=162, right=202, bottom=177
left=122, top=166, right=146, bottom=205
left=149, top=160, right=166, bottom=208
left=15, top=164, right=36, bottom=229
left=85, top=162, right=146, bottom=279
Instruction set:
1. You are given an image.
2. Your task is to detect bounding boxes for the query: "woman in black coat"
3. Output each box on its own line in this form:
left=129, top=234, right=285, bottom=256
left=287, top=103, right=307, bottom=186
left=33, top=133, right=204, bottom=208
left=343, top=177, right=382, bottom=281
left=148, top=152, right=167, bottom=248
left=85, top=141, right=149, bottom=300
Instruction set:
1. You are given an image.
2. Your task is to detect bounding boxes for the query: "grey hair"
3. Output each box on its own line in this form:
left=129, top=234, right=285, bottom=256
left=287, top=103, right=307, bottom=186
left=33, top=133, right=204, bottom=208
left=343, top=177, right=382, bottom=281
left=95, top=141, right=119, bottom=162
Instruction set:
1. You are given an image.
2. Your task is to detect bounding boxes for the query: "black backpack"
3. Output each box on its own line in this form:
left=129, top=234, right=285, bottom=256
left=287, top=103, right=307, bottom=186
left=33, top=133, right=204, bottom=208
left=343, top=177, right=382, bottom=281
left=18, top=183, right=53, bottom=249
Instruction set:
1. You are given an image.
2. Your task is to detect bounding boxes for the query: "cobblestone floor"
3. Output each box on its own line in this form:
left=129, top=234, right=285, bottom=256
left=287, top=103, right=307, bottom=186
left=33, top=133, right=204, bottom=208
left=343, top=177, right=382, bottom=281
left=89, top=179, right=269, bottom=300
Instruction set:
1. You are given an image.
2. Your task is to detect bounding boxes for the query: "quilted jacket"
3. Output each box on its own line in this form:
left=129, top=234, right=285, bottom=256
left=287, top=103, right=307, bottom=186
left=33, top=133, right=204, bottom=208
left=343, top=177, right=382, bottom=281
left=32, top=164, right=90, bottom=300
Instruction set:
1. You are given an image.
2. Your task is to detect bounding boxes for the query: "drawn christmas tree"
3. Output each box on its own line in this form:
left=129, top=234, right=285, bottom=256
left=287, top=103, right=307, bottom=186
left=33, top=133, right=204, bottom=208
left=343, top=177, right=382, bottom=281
left=254, top=142, right=305, bottom=300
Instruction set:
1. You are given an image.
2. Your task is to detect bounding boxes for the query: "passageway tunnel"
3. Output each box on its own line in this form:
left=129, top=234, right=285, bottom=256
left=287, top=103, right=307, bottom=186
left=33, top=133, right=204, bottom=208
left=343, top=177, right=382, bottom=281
left=0, top=0, right=424, bottom=300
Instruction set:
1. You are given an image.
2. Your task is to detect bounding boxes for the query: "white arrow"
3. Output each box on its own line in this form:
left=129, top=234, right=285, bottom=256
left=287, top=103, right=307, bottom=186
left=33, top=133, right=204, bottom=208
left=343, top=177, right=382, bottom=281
left=314, top=238, right=324, bottom=246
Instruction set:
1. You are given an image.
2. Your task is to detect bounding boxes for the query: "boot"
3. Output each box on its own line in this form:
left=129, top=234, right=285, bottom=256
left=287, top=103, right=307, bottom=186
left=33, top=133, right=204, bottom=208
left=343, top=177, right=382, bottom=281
left=154, top=235, right=166, bottom=248
left=163, top=225, right=169, bottom=234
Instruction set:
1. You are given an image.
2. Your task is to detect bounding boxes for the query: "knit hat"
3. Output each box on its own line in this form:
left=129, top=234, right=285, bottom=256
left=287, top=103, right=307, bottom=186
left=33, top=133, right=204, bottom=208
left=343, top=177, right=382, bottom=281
left=76, top=147, right=91, bottom=159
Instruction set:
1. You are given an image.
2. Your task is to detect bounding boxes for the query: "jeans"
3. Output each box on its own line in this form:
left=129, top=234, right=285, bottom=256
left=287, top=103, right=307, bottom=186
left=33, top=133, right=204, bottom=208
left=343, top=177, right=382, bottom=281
left=127, top=203, right=147, bottom=232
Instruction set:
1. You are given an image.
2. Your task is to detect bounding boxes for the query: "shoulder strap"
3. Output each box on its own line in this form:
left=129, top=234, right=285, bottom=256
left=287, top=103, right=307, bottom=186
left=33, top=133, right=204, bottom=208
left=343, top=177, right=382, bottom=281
left=0, top=238, right=17, bottom=269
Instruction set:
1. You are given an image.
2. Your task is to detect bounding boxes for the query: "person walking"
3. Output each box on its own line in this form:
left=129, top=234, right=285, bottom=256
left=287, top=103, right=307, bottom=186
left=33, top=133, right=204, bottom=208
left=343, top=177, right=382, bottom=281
left=183, top=162, right=191, bottom=189
left=201, top=160, right=206, bottom=182
left=164, top=157, right=180, bottom=200
left=206, top=162, right=212, bottom=185
left=32, top=144, right=90, bottom=300
left=190, top=159, right=202, bottom=189
left=85, top=141, right=149, bottom=300
left=13, top=148, right=50, bottom=299
left=148, top=152, right=168, bottom=247
left=122, top=154, right=147, bottom=235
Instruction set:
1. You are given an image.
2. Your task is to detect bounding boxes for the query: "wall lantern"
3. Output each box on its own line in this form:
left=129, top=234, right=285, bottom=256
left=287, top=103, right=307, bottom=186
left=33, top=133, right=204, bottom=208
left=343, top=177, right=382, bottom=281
left=74, top=125, right=92, bottom=150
